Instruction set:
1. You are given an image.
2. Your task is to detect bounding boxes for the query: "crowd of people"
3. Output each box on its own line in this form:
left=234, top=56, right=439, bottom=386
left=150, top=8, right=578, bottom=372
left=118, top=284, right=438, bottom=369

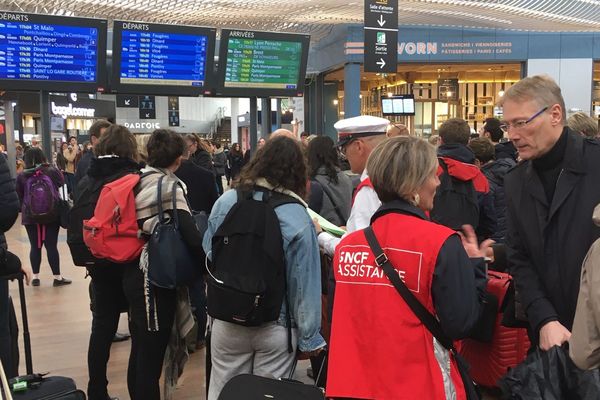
left=0, top=73, right=600, bottom=400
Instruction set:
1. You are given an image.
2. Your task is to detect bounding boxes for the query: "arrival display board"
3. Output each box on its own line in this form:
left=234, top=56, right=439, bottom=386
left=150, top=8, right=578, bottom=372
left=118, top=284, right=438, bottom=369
left=113, top=21, right=216, bottom=95
left=0, top=12, right=107, bottom=92
left=216, top=30, right=310, bottom=97
left=364, top=0, right=398, bottom=73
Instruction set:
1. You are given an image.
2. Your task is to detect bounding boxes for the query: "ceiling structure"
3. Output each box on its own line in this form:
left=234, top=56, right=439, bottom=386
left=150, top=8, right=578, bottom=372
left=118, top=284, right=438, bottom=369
left=1, top=0, right=600, bottom=42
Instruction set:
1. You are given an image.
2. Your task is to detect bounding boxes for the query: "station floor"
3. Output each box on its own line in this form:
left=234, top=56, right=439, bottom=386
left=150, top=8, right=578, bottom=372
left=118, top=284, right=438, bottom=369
left=5, top=218, right=499, bottom=400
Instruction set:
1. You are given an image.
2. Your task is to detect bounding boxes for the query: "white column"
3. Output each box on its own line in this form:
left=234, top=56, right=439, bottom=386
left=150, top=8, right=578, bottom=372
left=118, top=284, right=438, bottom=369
left=527, top=58, right=593, bottom=115
left=230, top=98, right=239, bottom=145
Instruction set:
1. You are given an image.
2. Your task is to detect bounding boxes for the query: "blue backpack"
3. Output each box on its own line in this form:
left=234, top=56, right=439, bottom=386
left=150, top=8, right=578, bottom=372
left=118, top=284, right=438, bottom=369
left=24, top=169, right=59, bottom=224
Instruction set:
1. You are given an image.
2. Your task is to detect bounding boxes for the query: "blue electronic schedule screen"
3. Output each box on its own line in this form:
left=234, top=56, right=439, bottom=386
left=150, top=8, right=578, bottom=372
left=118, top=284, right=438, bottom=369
left=113, top=21, right=216, bottom=95
left=0, top=12, right=107, bottom=92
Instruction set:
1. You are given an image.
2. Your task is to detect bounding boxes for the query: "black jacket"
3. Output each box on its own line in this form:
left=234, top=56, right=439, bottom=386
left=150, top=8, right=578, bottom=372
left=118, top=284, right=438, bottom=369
left=495, top=141, right=518, bottom=162
left=175, top=160, right=218, bottom=213
left=74, top=150, right=94, bottom=187
left=0, top=154, right=19, bottom=254
left=190, top=149, right=214, bottom=175
left=228, top=152, right=245, bottom=179
left=482, top=157, right=516, bottom=243
left=505, top=128, right=600, bottom=336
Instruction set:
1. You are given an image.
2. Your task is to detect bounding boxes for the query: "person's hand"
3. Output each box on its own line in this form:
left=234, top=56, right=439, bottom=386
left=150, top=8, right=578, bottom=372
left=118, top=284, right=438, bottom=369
left=302, top=347, right=325, bottom=358
left=312, top=218, right=323, bottom=234
left=458, top=224, right=494, bottom=259
left=21, top=263, right=33, bottom=286
left=539, top=320, right=571, bottom=351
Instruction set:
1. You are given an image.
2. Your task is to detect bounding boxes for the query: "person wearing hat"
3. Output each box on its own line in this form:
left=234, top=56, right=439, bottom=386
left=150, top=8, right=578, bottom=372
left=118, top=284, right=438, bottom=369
left=315, top=115, right=389, bottom=256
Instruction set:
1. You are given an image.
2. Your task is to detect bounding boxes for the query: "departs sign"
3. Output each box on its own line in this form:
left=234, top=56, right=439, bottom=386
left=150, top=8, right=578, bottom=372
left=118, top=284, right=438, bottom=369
left=364, top=0, right=397, bottom=73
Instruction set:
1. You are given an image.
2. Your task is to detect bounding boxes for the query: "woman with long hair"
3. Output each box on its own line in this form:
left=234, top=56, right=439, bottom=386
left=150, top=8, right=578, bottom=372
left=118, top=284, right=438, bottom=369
left=307, top=136, right=353, bottom=227
left=203, top=136, right=325, bottom=400
left=16, top=147, right=69, bottom=286
left=227, top=142, right=245, bottom=183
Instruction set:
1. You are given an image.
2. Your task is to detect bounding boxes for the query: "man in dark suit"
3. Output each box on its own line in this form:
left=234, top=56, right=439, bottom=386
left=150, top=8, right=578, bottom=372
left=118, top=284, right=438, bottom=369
left=502, top=75, right=600, bottom=350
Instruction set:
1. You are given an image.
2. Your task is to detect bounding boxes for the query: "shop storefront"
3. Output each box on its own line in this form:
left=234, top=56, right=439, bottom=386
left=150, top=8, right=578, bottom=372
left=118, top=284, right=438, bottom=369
left=306, top=25, right=600, bottom=137
left=7, top=92, right=115, bottom=149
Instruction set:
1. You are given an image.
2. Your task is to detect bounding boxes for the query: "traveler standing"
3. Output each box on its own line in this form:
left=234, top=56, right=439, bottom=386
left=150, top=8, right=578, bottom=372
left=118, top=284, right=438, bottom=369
left=430, top=118, right=496, bottom=241
left=212, top=141, right=227, bottom=195
left=175, top=144, right=219, bottom=349
left=326, top=136, right=489, bottom=400
left=502, top=75, right=600, bottom=350
left=316, top=115, right=388, bottom=256
left=63, top=138, right=77, bottom=195
left=186, top=134, right=213, bottom=171
left=227, top=143, right=245, bottom=183
left=127, top=129, right=205, bottom=400
left=468, top=137, right=515, bottom=243
left=203, top=136, right=325, bottom=400
left=75, top=120, right=112, bottom=187
left=16, top=148, right=70, bottom=287
left=307, top=136, right=352, bottom=227
left=71, top=124, right=141, bottom=400
left=0, top=150, right=31, bottom=378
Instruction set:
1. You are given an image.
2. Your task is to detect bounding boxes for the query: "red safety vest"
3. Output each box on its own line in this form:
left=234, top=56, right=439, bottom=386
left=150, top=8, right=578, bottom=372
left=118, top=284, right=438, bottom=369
left=327, top=212, right=466, bottom=400
left=352, top=177, right=373, bottom=206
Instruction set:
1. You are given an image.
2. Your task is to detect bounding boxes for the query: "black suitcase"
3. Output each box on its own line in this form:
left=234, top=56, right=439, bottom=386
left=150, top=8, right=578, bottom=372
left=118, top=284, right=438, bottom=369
left=4, top=272, right=86, bottom=399
left=217, top=350, right=326, bottom=400
left=218, top=374, right=325, bottom=400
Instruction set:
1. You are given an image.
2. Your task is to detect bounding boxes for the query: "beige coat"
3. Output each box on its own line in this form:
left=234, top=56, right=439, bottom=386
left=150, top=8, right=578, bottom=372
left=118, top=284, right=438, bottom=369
left=570, top=204, right=600, bottom=369
left=63, top=148, right=76, bottom=174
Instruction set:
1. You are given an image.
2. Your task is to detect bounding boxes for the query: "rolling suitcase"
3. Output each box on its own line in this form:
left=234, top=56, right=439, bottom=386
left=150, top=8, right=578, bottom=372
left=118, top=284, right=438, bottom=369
left=217, top=351, right=326, bottom=400
left=4, top=272, right=86, bottom=399
left=460, top=271, right=530, bottom=388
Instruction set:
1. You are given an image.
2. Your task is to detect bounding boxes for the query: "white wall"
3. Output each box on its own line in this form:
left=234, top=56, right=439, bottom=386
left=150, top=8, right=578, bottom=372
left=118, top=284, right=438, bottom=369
left=527, top=58, right=593, bottom=115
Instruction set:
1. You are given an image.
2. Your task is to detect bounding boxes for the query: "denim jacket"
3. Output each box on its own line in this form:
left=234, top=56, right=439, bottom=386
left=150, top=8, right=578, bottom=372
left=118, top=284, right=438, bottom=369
left=203, top=185, right=326, bottom=352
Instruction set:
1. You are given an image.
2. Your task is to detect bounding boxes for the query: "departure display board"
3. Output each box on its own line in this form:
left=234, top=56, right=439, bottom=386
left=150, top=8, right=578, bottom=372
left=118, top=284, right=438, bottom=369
left=0, top=12, right=107, bottom=92
left=216, top=30, right=310, bottom=97
left=381, top=94, right=415, bottom=116
left=112, top=21, right=216, bottom=96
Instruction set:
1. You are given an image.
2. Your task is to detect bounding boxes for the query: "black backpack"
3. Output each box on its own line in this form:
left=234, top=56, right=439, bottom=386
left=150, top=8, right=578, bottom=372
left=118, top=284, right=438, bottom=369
left=430, top=158, right=480, bottom=231
left=67, top=171, right=131, bottom=267
left=206, top=188, right=301, bottom=329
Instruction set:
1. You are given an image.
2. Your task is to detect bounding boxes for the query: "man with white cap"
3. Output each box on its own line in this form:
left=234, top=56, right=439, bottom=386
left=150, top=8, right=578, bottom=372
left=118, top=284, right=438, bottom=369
left=316, top=115, right=389, bottom=256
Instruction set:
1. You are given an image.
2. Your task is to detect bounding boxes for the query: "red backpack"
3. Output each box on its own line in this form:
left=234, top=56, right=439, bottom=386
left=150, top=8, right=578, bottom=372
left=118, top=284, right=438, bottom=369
left=83, top=174, right=145, bottom=263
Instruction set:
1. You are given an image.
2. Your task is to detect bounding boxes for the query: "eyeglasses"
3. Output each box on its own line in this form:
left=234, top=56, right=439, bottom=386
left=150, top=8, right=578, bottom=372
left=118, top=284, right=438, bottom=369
left=499, top=106, right=548, bottom=132
left=339, top=139, right=356, bottom=156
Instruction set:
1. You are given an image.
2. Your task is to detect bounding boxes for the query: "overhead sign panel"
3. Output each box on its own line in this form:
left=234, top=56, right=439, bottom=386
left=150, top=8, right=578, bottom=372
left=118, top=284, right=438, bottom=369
left=112, top=21, right=216, bottom=96
left=364, top=0, right=398, bottom=73
left=0, top=12, right=107, bottom=92
left=216, top=29, right=310, bottom=98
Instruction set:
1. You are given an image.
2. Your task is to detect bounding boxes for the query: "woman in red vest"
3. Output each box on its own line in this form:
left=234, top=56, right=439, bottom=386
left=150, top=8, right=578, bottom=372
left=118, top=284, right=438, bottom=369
left=326, top=136, right=491, bottom=400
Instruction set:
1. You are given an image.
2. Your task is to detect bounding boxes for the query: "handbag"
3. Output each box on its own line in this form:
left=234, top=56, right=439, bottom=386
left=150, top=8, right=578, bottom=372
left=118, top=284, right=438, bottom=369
left=364, top=226, right=480, bottom=400
left=147, top=176, right=199, bottom=289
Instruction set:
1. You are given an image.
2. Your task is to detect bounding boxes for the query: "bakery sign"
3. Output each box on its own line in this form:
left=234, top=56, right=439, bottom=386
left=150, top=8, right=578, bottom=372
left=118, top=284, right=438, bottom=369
left=397, top=41, right=513, bottom=56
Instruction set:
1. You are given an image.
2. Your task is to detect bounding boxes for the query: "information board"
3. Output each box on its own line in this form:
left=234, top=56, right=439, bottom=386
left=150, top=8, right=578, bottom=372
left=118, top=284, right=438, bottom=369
left=112, top=21, right=216, bottom=96
left=364, top=0, right=398, bottom=73
left=381, top=94, right=415, bottom=116
left=216, top=30, right=310, bottom=97
left=0, top=12, right=107, bottom=92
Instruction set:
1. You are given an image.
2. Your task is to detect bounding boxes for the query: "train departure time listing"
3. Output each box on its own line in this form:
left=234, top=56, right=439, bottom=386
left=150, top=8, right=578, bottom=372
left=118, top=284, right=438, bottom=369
left=0, top=21, right=98, bottom=82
